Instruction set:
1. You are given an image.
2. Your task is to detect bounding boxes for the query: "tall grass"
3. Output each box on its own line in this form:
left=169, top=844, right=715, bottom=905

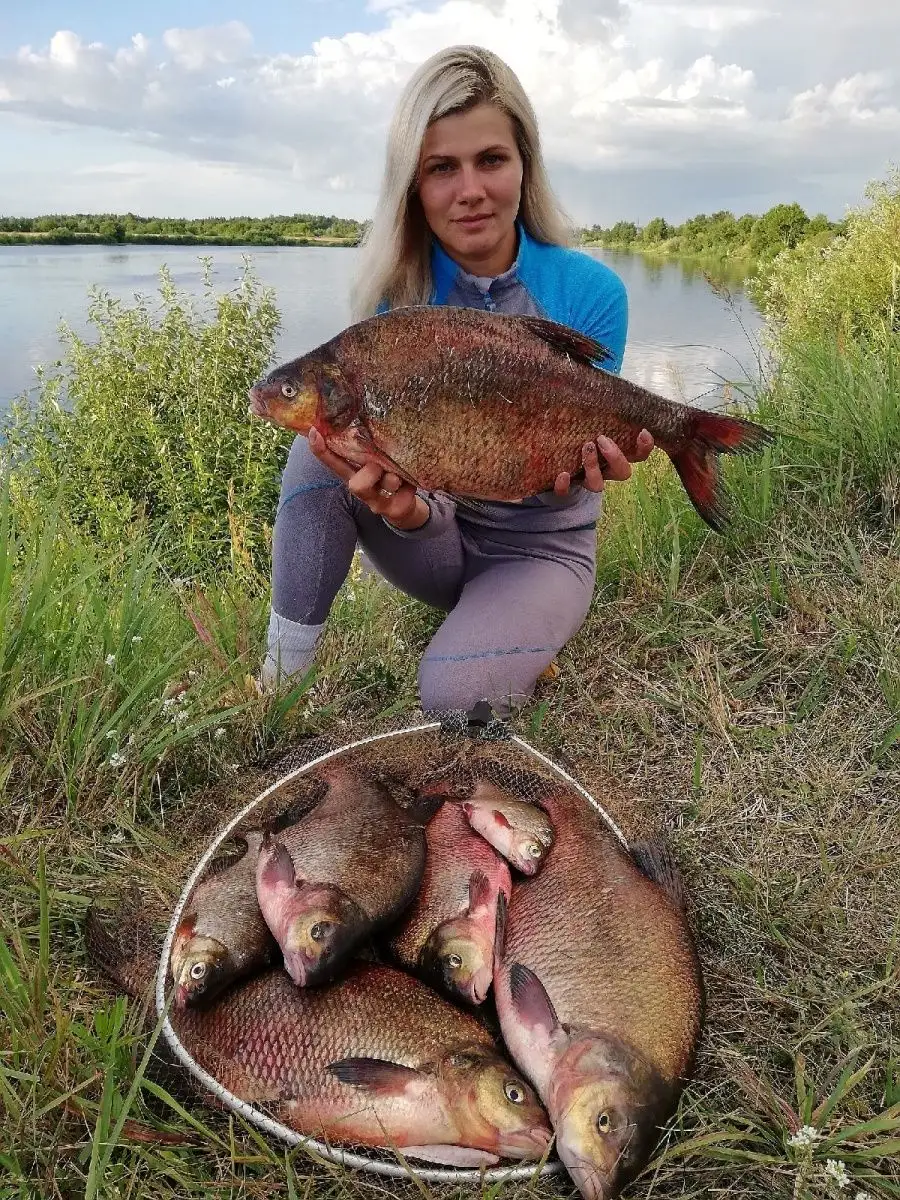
left=1, top=181, right=899, bottom=1198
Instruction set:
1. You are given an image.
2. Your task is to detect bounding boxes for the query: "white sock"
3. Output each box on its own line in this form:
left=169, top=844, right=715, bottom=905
left=262, top=610, right=324, bottom=687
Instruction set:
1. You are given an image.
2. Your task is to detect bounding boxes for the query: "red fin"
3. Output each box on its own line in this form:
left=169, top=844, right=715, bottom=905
left=257, top=839, right=295, bottom=889
left=671, top=412, right=775, bottom=533
left=509, top=963, right=560, bottom=1038
left=328, top=1057, right=421, bottom=1095
left=467, top=869, right=493, bottom=913
left=630, top=838, right=689, bottom=913
left=492, top=810, right=513, bottom=830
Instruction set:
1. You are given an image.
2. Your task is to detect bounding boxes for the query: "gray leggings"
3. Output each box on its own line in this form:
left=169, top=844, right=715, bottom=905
left=271, top=437, right=598, bottom=715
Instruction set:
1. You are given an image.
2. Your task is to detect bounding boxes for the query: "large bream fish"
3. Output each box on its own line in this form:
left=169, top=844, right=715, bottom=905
left=249, top=306, right=774, bottom=531
left=494, top=789, right=704, bottom=1199
left=86, top=910, right=552, bottom=1166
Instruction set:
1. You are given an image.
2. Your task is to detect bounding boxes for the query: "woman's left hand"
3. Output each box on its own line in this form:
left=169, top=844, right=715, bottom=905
left=553, top=430, right=655, bottom=497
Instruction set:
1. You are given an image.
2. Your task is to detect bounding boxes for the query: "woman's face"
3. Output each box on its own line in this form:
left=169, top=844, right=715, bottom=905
left=416, top=102, right=524, bottom=276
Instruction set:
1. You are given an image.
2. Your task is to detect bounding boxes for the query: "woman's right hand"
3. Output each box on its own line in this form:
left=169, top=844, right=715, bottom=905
left=308, top=428, right=429, bottom=530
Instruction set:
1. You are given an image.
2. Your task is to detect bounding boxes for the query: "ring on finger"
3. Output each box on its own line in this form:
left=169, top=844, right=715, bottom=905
left=379, top=488, right=394, bottom=498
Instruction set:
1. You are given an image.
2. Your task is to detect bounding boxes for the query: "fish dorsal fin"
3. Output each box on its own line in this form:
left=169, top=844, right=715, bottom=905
left=493, top=889, right=508, bottom=973
left=328, top=1057, right=423, bottom=1096
left=630, top=838, right=689, bottom=913
left=517, top=316, right=613, bottom=367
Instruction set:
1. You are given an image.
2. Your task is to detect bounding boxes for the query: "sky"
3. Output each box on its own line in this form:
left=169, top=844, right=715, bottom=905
left=0, top=0, right=898, bottom=226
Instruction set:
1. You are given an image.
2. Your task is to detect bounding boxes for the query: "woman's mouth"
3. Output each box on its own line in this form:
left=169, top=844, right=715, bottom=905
left=456, top=214, right=491, bottom=227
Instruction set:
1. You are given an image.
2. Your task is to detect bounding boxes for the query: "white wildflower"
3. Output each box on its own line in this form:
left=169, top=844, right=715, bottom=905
left=788, top=1125, right=821, bottom=1149
left=214, top=727, right=226, bottom=740
left=105, top=729, right=117, bottom=738
left=824, top=1159, right=851, bottom=1189
left=108, top=751, right=127, bottom=768
left=131, top=635, right=143, bottom=644
left=105, top=653, right=116, bottom=667
left=854, top=1192, right=869, bottom=1200
left=172, top=707, right=189, bottom=724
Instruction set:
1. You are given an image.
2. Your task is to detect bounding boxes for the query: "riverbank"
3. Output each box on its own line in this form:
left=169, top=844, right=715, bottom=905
left=0, top=231, right=359, bottom=247
left=0, top=176, right=898, bottom=1199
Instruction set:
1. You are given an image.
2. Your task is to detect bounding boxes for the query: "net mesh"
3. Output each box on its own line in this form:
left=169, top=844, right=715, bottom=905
left=87, top=710, right=638, bottom=1183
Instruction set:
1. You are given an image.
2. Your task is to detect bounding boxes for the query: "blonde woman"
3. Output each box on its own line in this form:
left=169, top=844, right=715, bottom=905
left=263, top=44, right=653, bottom=715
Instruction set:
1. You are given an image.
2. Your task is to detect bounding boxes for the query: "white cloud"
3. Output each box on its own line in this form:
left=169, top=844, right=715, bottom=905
left=0, top=0, right=898, bottom=222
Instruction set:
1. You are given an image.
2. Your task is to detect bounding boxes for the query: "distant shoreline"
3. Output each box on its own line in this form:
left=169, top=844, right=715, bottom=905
left=0, top=233, right=360, bottom=248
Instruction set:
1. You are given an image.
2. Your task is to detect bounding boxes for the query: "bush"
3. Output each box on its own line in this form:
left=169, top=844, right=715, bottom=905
left=2, top=260, right=293, bottom=580
left=753, top=169, right=900, bottom=344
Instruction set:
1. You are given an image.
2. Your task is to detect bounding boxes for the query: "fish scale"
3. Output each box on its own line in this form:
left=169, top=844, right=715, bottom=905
left=249, top=306, right=775, bottom=530
left=275, top=766, right=426, bottom=923
left=498, top=792, right=701, bottom=1082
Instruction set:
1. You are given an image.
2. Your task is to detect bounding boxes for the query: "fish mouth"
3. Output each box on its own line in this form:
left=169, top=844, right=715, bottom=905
left=469, top=965, right=493, bottom=1005
left=282, top=951, right=310, bottom=987
left=499, top=1125, right=553, bottom=1161
left=247, top=388, right=270, bottom=418
left=557, top=1142, right=612, bottom=1200
left=174, top=983, right=193, bottom=1010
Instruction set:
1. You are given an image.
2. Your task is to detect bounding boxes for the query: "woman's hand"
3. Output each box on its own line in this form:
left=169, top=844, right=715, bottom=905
left=553, top=430, right=655, bottom=497
left=308, top=428, right=429, bottom=530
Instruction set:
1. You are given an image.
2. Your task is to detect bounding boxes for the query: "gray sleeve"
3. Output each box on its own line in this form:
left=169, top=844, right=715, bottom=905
left=385, top=490, right=458, bottom=540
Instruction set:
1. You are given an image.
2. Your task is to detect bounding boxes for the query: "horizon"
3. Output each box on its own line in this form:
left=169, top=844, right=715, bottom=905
left=1, top=1, right=898, bottom=225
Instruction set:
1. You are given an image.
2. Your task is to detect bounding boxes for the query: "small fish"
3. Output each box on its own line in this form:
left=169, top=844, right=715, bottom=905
left=256, top=764, right=429, bottom=987
left=170, top=831, right=276, bottom=1009
left=86, top=908, right=552, bottom=1166
left=453, top=779, right=556, bottom=876
left=389, top=801, right=511, bottom=1005
left=494, top=789, right=704, bottom=1199
left=248, top=306, right=774, bottom=532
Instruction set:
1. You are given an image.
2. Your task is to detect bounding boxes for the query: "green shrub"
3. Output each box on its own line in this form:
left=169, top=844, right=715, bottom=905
left=2, top=260, right=293, bottom=580
left=753, top=169, right=900, bottom=344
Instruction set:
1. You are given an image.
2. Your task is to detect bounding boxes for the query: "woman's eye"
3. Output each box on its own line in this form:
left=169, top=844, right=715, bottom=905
left=429, top=162, right=453, bottom=175
left=482, top=153, right=506, bottom=166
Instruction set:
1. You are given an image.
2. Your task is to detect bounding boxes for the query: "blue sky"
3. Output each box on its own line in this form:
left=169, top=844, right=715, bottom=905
left=1, top=1, right=898, bottom=224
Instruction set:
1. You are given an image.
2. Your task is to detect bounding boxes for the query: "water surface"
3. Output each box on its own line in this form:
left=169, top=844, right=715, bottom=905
left=0, top=244, right=764, bottom=411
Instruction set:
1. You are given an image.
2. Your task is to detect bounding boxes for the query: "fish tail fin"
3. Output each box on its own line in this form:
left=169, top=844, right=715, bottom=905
left=671, top=411, right=774, bottom=532
left=84, top=903, right=158, bottom=999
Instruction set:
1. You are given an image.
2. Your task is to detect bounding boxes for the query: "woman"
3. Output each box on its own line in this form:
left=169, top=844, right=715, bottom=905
left=263, top=44, right=653, bottom=715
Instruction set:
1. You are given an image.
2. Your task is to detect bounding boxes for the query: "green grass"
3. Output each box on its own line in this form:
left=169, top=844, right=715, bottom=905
left=1, top=220, right=899, bottom=1197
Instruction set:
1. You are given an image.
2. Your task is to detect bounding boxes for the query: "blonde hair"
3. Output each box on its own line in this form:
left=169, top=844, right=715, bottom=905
left=351, top=45, right=574, bottom=320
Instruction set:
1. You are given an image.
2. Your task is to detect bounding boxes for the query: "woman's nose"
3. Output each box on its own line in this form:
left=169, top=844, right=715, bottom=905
left=456, top=164, right=486, bottom=203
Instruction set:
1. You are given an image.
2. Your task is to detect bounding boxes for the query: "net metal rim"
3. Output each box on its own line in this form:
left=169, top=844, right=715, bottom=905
left=156, top=721, right=627, bottom=1182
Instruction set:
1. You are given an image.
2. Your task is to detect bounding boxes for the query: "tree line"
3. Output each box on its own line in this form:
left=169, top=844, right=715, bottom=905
left=0, top=212, right=367, bottom=245
left=0, top=203, right=845, bottom=259
left=580, top=203, right=845, bottom=260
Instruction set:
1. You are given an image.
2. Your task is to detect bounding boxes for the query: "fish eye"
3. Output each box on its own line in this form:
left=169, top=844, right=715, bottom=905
left=281, top=383, right=297, bottom=398
left=527, top=842, right=543, bottom=858
left=597, top=1110, right=611, bottom=1134
left=189, top=962, right=207, bottom=980
left=504, top=1080, right=526, bottom=1104
left=310, top=921, right=331, bottom=942
left=445, top=953, right=463, bottom=969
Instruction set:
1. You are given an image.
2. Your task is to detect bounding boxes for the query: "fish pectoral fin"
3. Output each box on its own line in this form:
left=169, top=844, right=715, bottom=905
left=401, top=1145, right=500, bottom=1167
left=517, top=316, right=614, bottom=368
left=257, top=838, right=296, bottom=889
left=466, top=869, right=493, bottom=915
left=328, top=1057, right=424, bottom=1097
left=630, top=839, right=689, bottom=913
left=509, top=963, right=561, bottom=1041
left=492, top=810, right=513, bottom=830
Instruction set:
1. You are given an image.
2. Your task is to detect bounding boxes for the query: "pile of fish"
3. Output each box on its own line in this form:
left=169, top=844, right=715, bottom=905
left=88, top=758, right=704, bottom=1199
left=248, top=305, right=774, bottom=532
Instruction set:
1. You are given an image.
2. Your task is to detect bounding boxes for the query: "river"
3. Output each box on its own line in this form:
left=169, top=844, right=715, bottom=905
left=0, top=244, right=765, bottom=411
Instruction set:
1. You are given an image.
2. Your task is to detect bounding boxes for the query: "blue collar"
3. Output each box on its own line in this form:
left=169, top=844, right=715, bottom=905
left=430, top=221, right=534, bottom=301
